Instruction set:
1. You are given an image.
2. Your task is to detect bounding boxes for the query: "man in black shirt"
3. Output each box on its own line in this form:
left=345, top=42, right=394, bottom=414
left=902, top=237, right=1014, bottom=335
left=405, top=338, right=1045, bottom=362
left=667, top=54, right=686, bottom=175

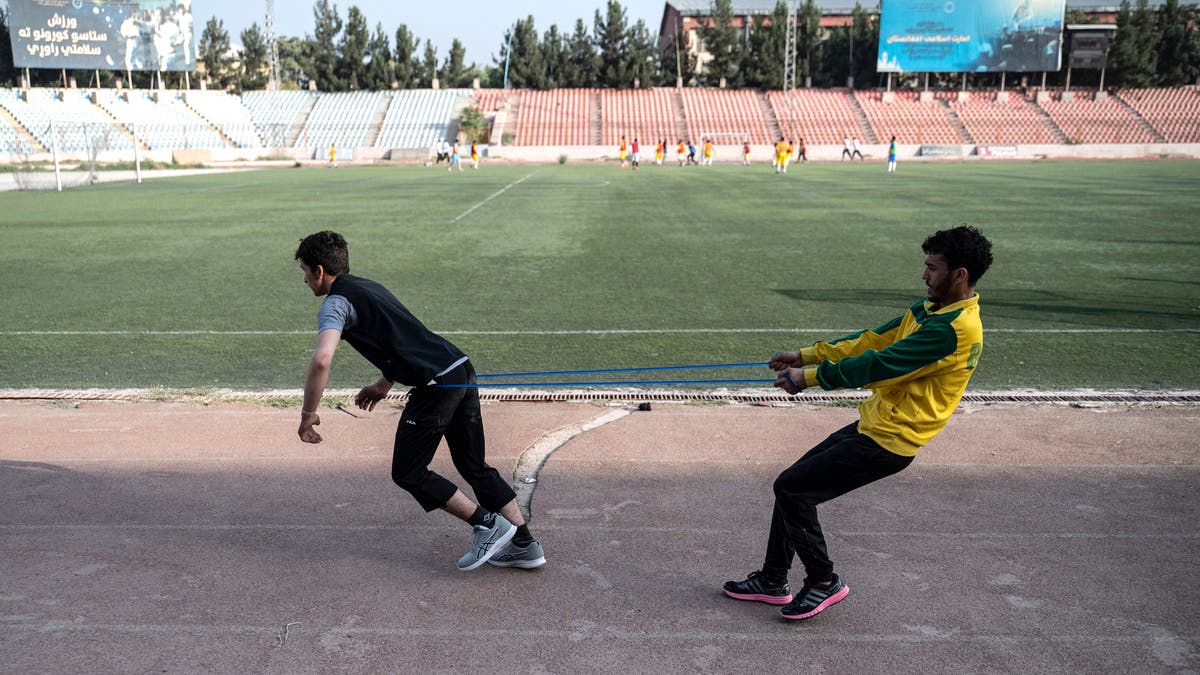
left=294, top=231, right=544, bottom=571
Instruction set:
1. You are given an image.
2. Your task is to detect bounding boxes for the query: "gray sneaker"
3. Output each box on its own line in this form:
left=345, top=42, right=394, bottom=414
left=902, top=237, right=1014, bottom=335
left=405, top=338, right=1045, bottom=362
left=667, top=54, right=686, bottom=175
left=487, top=539, right=546, bottom=569
left=456, top=515, right=516, bottom=571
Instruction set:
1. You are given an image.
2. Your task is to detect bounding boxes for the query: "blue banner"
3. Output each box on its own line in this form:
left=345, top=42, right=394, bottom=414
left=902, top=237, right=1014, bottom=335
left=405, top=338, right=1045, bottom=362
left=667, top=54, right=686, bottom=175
left=7, top=0, right=195, bottom=71
left=877, top=0, right=1065, bottom=73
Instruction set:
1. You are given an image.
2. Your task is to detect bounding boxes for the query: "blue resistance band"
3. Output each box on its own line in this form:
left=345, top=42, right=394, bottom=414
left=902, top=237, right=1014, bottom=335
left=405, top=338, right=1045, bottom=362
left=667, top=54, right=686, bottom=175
left=434, top=361, right=793, bottom=389
left=475, top=361, right=767, bottom=379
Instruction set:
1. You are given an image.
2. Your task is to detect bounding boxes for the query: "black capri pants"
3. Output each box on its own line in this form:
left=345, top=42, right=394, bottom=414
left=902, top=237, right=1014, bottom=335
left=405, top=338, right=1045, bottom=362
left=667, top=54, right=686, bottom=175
left=390, top=362, right=516, bottom=513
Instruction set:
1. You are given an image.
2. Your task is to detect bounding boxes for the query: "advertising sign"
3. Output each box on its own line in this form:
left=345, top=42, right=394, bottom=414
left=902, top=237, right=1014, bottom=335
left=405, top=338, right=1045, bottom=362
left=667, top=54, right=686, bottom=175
left=7, top=0, right=195, bottom=71
left=877, top=0, right=1065, bottom=73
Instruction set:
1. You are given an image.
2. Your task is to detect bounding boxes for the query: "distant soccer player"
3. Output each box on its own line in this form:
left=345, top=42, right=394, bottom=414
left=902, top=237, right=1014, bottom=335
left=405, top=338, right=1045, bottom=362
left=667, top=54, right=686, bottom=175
left=294, top=231, right=546, bottom=571
left=782, top=139, right=795, bottom=173
left=702, top=138, right=714, bottom=166
left=722, top=225, right=993, bottom=622
left=887, top=136, right=898, bottom=173
left=470, top=141, right=480, bottom=170
left=797, top=137, right=808, bottom=163
left=742, top=140, right=751, bottom=166
left=851, top=137, right=864, bottom=160
left=619, top=135, right=628, bottom=168
left=841, top=136, right=853, bottom=161
left=449, top=141, right=462, bottom=172
left=329, top=143, right=337, bottom=168
left=774, top=137, right=787, bottom=174
left=655, top=139, right=664, bottom=166
left=677, top=139, right=686, bottom=166
left=686, top=140, right=698, bottom=166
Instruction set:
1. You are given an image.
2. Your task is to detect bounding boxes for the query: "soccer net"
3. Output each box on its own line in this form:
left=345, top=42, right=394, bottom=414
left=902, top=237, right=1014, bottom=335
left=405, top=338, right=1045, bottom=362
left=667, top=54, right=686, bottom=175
left=9, top=121, right=111, bottom=191
left=698, top=132, right=749, bottom=145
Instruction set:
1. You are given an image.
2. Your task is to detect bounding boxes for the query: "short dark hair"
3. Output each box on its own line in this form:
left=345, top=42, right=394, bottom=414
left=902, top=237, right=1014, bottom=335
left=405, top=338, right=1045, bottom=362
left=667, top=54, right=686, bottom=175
left=922, top=225, right=993, bottom=286
left=295, top=230, right=349, bottom=276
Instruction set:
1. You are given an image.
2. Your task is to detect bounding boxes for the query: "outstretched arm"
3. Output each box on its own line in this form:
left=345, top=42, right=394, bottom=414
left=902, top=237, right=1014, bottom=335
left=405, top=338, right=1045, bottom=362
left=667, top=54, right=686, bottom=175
left=298, top=328, right=341, bottom=443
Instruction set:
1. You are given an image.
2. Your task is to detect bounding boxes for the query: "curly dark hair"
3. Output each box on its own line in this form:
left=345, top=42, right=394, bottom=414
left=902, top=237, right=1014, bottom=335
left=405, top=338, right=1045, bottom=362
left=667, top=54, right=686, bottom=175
left=295, top=231, right=349, bottom=276
left=922, top=225, right=993, bottom=286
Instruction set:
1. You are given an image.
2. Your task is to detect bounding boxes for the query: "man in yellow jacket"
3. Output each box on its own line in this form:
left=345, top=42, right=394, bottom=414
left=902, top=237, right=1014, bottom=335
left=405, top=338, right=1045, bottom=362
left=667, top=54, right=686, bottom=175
left=723, top=225, right=993, bottom=621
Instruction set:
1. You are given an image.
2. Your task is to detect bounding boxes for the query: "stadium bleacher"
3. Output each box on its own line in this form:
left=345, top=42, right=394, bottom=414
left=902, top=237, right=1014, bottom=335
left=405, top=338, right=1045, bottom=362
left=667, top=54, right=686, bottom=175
left=855, top=90, right=961, bottom=145
left=601, top=88, right=680, bottom=147
left=948, top=92, right=1061, bottom=145
left=513, top=89, right=595, bottom=146
left=95, top=90, right=228, bottom=151
left=767, top=89, right=865, bottom=145
left=376, top=89, right=466, bottom=150
left=1118, top=87, right=1200, bottom=143
left=4, top=84, right=1200, bottom=161
left=1037, top=90, right=1158, bottom=144
left=680, top=88, right=772, bottom=145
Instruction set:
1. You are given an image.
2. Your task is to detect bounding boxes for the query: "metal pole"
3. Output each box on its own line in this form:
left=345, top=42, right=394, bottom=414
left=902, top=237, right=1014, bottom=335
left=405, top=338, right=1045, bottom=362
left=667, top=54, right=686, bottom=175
left=503, top=31, right=512, bottom=90
left=133, top=123, right=142, bottom=184
left=51, top=119, right=63, bottom=192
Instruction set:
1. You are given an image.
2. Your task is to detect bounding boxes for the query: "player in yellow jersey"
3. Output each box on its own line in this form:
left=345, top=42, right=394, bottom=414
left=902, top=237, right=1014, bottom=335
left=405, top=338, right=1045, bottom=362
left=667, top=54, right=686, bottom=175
left=619, top=135, right=628, bottom=168
left=723, top=226, right=993, bottom=621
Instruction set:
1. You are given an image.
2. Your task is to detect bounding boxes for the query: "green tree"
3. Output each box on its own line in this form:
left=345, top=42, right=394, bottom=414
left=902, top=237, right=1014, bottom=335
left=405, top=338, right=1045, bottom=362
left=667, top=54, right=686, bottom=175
left=339, top=5, right=369, bottom=90
left=849, top=3, right=878, bottom=88
left=365, top=22, right=393, bottom=89
left=698, top=0, right=742, bottom=87
left=741, top=2, right=789, bottom=89
left=565, top=18, right=598, bottom=87
left=277, top=35, right=311, bottom=90
left=0, top=8, right=16, bottom=87
left=420, top=39, right=438, bottom=87
left=797, top=0, right=822, bottom=87
left=440, top=38, right=472, bottom=88
left=1110, top=0, right=1159, bottom=87
left=199, top=17, right=236, bottom=90
left=1155, top=0, right=1200, bottom=86
left=497, top=16, right=544, bottom=88
left=594, top=1, right=630, bottom=87
left=459, top=106, right=488, bottom=143
left=238, top=22, right=269, bottom=91
left=310, top=0, right=343, bottom=90
left=394, top=24, right=420, bottom=88
left=626, top=19, right=658, bottom=89
left=542, top=24, right=567, bottom=88
left=658, top=18, right=697, bottom=86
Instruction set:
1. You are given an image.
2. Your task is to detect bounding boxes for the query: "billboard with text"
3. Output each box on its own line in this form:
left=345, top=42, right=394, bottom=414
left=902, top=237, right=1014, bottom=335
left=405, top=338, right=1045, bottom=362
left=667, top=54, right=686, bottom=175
left=877, top=0, right=1065, bottom=73
left=7, top=0, right=195, bottom=71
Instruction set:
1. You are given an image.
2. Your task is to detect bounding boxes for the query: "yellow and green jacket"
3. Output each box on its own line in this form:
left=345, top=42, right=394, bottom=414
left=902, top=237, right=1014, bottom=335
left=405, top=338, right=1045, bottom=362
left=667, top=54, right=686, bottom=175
left=798, top=294, right=983, bottom=457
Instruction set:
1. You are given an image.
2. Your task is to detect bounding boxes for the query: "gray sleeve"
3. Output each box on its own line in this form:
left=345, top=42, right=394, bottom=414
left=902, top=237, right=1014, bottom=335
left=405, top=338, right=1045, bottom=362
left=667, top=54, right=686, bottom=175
left=317, top=295, right=355, bottom=333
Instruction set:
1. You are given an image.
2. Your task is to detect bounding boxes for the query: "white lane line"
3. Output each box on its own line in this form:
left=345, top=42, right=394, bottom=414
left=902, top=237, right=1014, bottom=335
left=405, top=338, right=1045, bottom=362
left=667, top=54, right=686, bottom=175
left=451, top=171, right=537, bottom=223
left=0, top=622, right=1194, bottom=646
left=2, top=524, right=1195, bottom=539
left=3, top=328, right=1197, bottom=336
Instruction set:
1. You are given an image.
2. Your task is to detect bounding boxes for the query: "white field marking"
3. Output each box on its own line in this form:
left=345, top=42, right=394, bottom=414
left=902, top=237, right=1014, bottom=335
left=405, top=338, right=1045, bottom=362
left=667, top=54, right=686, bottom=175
left=1, top=621, right=1194, bottom=645
left=2, top=524, right=1195, bottom=539
left=451, top=171, right=537, bottom=223
left=3, top=328, right=1198, bottom=336
left=511, top=407, right=636, bottom=521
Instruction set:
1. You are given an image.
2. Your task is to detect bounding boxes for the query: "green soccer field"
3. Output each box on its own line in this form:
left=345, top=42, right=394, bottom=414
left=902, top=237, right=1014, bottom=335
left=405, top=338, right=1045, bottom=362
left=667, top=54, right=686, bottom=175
left=3, top=160, right=1198, bottom=391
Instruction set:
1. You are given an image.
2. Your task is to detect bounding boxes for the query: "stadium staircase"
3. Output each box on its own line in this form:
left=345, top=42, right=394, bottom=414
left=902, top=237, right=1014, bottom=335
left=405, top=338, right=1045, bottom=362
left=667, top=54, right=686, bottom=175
left=844, top=90, right=878, bottom=143
left=1110, top=93, right=1167, bottom=143
left=363, top=93, right=391, bottom=147
left=92, top=99, right=143, bottom=150
left=941, top=98, right=975, bottom=145
left=286, top=96, right=318, bottom=147
left=591, top=92, right=603, bottom=145
left=756, top=90, right=782, bottom=141
left=1027, top=94, right=1070, bottom=143
left=0, top=105, right=46, bottom=153
left=671, top=89, right=688, bottom=141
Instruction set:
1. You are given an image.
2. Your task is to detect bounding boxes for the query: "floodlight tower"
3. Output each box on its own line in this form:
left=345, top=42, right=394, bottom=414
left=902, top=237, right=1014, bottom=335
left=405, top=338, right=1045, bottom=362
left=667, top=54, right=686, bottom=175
left=783, top=1, right=797, bottom=91
left=266, top=0, right=281, bottom=90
